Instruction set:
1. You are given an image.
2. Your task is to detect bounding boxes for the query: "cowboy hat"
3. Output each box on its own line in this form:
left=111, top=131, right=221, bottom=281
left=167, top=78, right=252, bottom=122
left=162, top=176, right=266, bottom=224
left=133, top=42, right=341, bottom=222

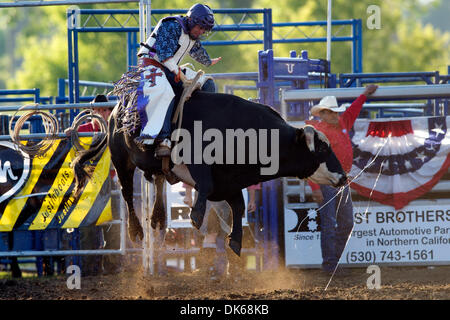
left=91, top=94, right=108, bottom=103
left=91, top=94, right=114, bottom=110
left=310, top=96, right=347, bottom=117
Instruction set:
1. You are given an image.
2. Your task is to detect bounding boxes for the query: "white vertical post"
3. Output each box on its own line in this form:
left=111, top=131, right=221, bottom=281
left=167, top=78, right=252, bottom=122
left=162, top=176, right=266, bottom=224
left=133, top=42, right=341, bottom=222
left=148, top=180, right=155, bottom=275
left=139, top=0, right=145, bottom=44
left=145, top=0, right=152, bottom=39
left=0, top=0, right=141, bottom=8
left=141, top=174, right=148, bottom=272
left=280, top=88, right=288, bottom=120
left=141, top=173, right=155, bottom=275
left=326, top=0, right=332, bottom=63
left=119, top=191, right=127, bottom=255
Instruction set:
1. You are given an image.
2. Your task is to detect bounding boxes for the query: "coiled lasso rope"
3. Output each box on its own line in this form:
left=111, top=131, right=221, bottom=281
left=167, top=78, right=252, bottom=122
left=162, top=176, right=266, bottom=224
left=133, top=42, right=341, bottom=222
left=9, top=104, right=59, bottom=157
left=67, top=108, right=108, bottom=154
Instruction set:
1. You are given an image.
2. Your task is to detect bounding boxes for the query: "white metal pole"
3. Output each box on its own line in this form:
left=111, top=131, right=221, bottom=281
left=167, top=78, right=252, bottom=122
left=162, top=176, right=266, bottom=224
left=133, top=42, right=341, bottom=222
left=280, top=89, right=288, bottom=120
left=145, top=0, right=152, bottom=39
left=119, top=188, right=127, bottom=255
left=0, top=0, right=140, bottom=7
left=282, top=84, right=450, bottom=101
left=139, top=0, right=145, bottom=44
left=326, top=0, right=332, bottom=63
left=0, top=249, right=124, bottom=257
left=148, top=179, right=155, bottom=275
left=140, top=173, right=155, bottom=275
left=141, top=173, right=148, bottom=272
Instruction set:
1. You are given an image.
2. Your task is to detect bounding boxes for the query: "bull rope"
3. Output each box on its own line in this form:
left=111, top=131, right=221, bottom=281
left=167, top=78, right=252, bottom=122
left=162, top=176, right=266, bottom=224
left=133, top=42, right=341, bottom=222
left=325, top=135, right=391, bottom=290
left=294, top=136, right=390, bottom=234
left=291, top=134, right=391, bottom=289
left=67, top=108, right=108, bottom=154
left=299, top=133, right=392, bottom=233
left=171, top=70, right=205, bottom=142
left=9, top=104, right=59, bottom=157
left=323, top=157, right=388, bottom=291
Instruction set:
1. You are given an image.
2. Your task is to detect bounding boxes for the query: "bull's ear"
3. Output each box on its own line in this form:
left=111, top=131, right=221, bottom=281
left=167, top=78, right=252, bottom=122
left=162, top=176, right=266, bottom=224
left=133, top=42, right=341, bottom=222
left=296, top=126, right=315, bottom=152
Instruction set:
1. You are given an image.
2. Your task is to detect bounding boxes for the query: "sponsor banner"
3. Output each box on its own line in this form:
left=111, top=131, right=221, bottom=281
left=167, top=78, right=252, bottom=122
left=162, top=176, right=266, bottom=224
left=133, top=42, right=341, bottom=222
left=284, top=203, right=450, bottom=267
left=0, top=138, right=112, bottom=231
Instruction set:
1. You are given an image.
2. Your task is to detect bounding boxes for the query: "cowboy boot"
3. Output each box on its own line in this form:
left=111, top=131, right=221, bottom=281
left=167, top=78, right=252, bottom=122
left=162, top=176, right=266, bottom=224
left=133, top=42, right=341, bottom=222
left=155, top=139, right=180, bottom=184
left=155, top=138, right=171, bottom=159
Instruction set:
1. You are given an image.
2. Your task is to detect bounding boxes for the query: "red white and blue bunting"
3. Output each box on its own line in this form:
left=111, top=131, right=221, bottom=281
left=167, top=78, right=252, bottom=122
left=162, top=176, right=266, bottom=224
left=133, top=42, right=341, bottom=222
left=349, top=116, right=450, bottom=209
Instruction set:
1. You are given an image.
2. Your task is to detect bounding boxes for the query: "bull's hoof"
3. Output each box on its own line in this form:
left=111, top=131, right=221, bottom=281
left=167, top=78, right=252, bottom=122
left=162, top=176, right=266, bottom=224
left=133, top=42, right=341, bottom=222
left=155, top=146, right=171, bottom=160
left=189, top=200, right=206, bottom=229
left=164, top=171, right=180, bottom=185
left=189, top=208, right=204, bottom=230
left=151, top=215, right=166, bottom=230
left=151, top=204, right=166, bottom=230
left=128, top=221, right=144, bottom=242
left=228, top=239, right=241, bottom=257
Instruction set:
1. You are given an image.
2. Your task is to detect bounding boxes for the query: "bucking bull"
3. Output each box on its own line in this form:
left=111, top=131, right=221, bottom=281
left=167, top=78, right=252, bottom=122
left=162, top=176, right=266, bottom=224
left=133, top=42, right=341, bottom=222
left=71, top=89, right=347, bottom=257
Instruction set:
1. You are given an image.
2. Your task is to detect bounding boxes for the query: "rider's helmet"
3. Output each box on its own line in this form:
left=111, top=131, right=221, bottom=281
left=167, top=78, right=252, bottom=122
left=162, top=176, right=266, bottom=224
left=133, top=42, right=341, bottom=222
left=186, top=3, right=215, bottom=31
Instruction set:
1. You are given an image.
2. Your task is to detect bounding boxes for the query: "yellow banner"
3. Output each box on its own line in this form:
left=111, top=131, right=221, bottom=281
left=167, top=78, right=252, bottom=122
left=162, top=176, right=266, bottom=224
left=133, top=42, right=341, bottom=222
left=0, top=137, right=113, bottom=231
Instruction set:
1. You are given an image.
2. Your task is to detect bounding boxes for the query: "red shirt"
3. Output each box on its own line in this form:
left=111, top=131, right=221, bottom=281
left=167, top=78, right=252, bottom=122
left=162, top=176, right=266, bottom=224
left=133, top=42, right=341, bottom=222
left=306, top=94, right=367, bottom=190
left=78, top=122, right=100, bottom=132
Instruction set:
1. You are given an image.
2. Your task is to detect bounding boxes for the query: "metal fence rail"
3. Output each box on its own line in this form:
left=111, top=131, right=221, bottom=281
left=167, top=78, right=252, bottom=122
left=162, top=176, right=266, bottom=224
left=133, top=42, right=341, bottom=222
left=339, top=71, right=440, bottom=87
left=0, top=0, right=139, bottom=8
left=0, top=89, right=41, bottom=104
left=282, top=84, right=450, bottom=101
left=0, top=101, right=116, bottom=112
left=67, top=7, right=362, bottom=102
left=0, top=101, right=130, bottom=275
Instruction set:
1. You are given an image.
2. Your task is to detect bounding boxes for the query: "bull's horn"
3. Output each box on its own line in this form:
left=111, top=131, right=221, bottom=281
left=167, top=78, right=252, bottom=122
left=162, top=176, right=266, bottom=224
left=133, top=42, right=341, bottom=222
left=304, top=125, right=315, bottom=152
left=316, top=130, right=330, bottom=146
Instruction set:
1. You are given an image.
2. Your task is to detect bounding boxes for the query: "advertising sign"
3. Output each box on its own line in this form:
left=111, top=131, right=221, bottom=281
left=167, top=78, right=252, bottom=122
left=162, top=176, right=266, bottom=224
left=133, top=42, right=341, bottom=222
left=0, top=138, right=112, bottom=231
left=284, top=203, right=450, bottom=267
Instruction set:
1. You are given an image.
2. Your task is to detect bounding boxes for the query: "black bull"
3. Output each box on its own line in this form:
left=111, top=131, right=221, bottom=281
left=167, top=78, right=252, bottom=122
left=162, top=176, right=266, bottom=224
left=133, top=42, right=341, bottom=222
left=72, top=91, right=347, bottom=256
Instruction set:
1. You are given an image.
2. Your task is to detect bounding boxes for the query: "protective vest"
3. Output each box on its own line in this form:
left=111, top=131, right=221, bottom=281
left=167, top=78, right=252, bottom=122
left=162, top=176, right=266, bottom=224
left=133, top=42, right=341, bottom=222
left=138, top=16, right=195, bottom=73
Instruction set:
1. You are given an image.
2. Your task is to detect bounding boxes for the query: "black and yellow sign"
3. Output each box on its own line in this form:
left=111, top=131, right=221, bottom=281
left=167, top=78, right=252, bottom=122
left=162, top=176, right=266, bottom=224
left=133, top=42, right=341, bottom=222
left=0, top=138, right=112, bottom=231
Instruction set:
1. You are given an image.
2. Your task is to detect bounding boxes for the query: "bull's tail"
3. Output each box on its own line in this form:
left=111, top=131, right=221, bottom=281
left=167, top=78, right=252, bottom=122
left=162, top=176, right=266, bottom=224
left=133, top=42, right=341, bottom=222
left=71, top=133, right=108, bottom=198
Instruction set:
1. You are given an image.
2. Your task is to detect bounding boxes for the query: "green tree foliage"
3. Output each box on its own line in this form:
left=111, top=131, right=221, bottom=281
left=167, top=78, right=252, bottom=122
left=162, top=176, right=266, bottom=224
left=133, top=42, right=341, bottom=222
left=255, top=0, right=449, bottom=74
left=3, top=3, right=133, bottom=96
left=1, top=0, right=448, bottom=97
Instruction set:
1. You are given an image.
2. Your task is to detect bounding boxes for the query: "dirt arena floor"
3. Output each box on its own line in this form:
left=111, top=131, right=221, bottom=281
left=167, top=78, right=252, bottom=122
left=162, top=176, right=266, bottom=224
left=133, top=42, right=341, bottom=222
left=1, top=265, right=449, bottom=300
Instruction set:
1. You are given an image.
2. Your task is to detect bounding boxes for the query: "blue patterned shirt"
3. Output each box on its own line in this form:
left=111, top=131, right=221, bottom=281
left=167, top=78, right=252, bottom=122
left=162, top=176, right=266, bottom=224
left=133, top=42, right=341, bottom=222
left=153, top=19, right=211, bottom=66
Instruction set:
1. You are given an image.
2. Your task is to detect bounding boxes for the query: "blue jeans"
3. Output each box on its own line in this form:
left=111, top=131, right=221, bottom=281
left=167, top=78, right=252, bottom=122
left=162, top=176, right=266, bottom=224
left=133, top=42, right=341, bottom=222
left=318, top=184, right=354, bottom=272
